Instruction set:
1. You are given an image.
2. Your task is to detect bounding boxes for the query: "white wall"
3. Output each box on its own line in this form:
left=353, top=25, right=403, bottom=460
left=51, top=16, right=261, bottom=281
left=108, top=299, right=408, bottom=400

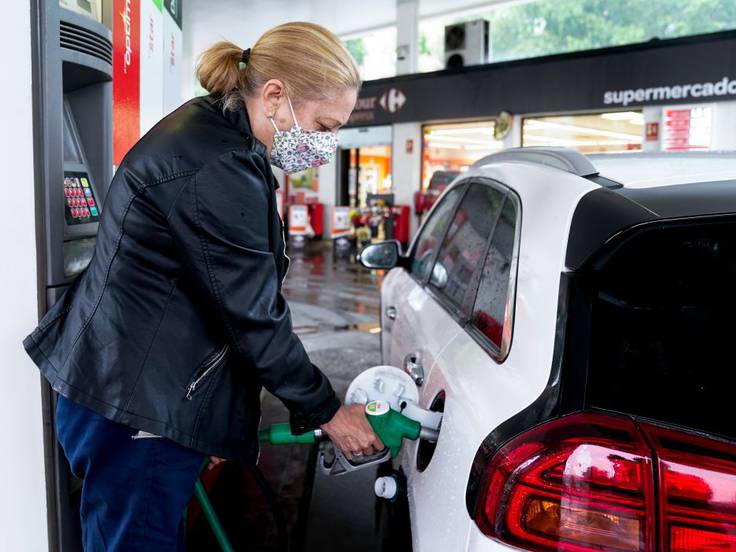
left=642, top=106, right=662, bottom=152
left=0, top=3, right=47, bottom=552
left=712, top=102, right=736, bottom=151
left=391, top=122, right=423, bottom=238
left=317, top=164, right=337, bottom=236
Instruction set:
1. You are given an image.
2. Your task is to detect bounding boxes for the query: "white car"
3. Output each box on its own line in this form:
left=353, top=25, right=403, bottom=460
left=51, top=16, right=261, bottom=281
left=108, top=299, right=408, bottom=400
left=359, top=148, right=736, bottom=552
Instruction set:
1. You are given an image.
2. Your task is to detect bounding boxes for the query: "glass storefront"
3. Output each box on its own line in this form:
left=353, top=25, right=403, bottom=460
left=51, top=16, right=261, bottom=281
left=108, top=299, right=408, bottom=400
left=422, top=121, right=504, bottom=191
left=415, top=0, right=736, bottom=75
left=347, top=145, right=392, bottom=208
left=522, top=111, right=644, bottom=153
left=343, top=27, right=397, bottom=81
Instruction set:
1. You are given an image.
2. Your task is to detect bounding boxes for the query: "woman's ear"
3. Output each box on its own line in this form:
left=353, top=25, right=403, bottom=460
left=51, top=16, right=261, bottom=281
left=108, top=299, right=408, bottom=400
left=261, top=79, right=285, bottom=117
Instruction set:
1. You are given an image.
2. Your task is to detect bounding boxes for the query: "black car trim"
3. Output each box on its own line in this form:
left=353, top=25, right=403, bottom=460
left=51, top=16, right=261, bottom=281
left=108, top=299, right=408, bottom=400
left=565, top=187, right=657, bottom=270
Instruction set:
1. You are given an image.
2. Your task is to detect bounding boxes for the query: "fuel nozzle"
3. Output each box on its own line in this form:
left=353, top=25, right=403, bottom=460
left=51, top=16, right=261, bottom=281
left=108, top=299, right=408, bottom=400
left=258, top=398, right=440, bottom=477
left=364, top=400, right=421, bottom=458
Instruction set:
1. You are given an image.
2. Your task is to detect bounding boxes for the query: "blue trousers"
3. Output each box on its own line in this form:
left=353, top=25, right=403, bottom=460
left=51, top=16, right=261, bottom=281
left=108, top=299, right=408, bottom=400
left=55, top=394, right=205, bottom=551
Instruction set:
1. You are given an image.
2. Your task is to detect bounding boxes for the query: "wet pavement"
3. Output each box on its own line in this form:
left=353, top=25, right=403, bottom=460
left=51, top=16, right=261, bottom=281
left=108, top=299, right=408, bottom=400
left=188, top=241, right=388, bottom=551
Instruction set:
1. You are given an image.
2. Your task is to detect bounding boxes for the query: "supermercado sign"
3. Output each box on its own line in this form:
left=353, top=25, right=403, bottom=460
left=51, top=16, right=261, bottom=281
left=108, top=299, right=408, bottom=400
left=605, top=77, right=736, bottom=107
left=347, top=31, right=736, bottom=128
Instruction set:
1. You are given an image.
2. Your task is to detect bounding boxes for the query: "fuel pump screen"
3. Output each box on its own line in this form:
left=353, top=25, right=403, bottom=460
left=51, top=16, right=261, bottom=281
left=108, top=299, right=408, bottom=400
left=64, top=171, right=100, bottom=225
left=63, top=237, right=96, bottom=278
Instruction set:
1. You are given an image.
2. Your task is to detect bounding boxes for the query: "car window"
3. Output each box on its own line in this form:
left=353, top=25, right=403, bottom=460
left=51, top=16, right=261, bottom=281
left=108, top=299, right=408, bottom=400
left=430, top=183, right=506, bottom=311
left=410, top=185, right=465, bottom=281
left=471, top=194, right=520, bottom=360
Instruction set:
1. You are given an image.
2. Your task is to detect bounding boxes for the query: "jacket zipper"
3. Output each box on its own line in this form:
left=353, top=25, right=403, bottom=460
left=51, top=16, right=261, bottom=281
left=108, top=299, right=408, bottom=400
left=186, top=344, right=229, bottom=400
left=280, top=218, right=290, bottom=284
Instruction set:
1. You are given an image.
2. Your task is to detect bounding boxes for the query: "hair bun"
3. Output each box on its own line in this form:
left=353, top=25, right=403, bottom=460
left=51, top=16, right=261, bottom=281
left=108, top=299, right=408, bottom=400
left=241, top=48, right=251, bottom=65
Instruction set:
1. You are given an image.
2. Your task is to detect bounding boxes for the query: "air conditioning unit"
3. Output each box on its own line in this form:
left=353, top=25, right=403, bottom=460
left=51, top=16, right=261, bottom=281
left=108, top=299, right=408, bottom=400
left=444, top=19, right=490, bottom=69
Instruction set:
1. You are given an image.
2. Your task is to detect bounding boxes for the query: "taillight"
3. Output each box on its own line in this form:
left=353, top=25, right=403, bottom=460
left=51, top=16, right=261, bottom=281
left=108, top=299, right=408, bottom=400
left=641, top=424, right=736, bottom=552
left=475, top=412, right=655, bottom=551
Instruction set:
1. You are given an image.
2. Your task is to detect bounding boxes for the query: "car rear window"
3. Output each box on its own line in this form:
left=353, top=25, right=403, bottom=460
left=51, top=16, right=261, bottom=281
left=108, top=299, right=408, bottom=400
left=586, top=218, right=736, bottom=441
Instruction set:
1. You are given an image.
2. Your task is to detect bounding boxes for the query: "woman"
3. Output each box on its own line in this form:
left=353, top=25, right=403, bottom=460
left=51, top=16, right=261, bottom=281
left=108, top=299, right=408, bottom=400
left=24, top=21, right=382, bottom=550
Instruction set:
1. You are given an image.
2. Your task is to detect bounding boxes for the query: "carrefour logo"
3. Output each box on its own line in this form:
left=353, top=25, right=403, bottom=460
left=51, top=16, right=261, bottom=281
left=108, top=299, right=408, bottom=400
left=380, top=88, right=406, bottom=113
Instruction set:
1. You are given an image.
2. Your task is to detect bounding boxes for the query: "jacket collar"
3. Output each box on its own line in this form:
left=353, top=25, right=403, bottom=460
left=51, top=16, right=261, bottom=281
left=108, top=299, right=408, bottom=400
left=205, top=94, right=268, bottom=158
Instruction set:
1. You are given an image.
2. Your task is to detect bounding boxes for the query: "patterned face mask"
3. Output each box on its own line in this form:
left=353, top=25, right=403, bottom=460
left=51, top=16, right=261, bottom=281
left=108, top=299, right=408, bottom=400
left=268, top=96, right=339, bottom=174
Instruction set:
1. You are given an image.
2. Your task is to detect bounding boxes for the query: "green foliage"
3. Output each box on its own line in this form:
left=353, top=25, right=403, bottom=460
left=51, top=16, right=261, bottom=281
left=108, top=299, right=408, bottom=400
left=419, top=32, right=432, bottom=56
left=344, top=37, right=366, bottom=66
left=489, top=0, right=736, bottom=62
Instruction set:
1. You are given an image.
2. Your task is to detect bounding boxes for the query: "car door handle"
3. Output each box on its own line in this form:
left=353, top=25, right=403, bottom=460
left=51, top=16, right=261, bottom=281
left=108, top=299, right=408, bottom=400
left=404, top=353, right=424, bottom=386
left=385, top=306, right=397, bottom=320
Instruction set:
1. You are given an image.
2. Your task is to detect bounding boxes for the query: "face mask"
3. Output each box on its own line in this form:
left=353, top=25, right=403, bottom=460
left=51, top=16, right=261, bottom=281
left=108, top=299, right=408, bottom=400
left=268, top=96, right=338, bottom=174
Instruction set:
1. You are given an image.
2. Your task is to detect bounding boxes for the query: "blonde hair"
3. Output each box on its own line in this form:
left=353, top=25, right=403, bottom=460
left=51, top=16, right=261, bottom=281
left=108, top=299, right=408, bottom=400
left=196, top=22, right=361, bottom=111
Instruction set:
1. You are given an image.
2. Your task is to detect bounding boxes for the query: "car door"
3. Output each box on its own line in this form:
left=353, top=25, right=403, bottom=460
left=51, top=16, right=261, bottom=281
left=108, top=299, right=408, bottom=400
left=401, top=180, right=516, bottom=552
left=380, top=183, right=467, bottom=370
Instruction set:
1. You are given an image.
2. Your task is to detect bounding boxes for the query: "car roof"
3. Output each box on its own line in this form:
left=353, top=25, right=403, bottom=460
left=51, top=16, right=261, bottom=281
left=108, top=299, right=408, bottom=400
left=469, top=148, right=736, bottom=269
left=589, top=152, right=736, bottom=189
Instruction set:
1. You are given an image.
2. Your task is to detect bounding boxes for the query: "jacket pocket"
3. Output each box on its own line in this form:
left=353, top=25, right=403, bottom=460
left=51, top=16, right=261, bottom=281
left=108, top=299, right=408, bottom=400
left=185, top=344, right=229, bottom=400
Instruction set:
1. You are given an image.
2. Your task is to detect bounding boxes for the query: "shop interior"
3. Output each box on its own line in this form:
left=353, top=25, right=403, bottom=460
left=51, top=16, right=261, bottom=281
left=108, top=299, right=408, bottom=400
left=522, top=111, right=645, bottom=153
left=421, top=120, right=503, bottom=191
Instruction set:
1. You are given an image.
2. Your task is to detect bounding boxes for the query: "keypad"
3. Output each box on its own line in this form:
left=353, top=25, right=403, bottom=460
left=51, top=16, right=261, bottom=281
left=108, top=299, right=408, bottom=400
left=64, top=172, right=100, bottom=226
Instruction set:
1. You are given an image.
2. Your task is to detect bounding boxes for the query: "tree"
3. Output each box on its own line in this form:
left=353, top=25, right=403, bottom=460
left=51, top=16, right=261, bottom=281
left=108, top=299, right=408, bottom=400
left=344, top=37, right=366, bottom=66
left=488, top=0, right=736, bottom=62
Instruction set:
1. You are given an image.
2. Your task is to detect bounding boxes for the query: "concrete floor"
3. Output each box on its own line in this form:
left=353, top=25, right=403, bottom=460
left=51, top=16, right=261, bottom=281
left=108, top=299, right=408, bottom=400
left=190, top=241, right=392, bottom=551
left=265, top=241, right=387, bottom=552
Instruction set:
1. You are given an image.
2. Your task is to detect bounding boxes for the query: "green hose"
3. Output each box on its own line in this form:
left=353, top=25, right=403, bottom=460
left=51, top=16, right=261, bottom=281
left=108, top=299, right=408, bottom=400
left=259, top=423, right=318, bottom=444
left=192, top=459, right=235, bottom=552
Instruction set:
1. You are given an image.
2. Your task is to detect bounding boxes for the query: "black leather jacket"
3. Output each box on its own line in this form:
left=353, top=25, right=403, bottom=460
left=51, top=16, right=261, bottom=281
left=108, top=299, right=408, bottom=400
left=24, top=95, right=340, bottom=461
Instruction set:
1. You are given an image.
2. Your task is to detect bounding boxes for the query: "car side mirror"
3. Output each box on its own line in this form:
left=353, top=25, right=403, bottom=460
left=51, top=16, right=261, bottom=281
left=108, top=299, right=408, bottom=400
left=359, top=241, right=400, bottom=270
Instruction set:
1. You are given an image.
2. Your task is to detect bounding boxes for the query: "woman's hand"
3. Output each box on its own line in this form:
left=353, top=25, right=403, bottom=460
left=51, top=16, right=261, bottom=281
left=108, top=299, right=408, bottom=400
left=320, top=404, right=385, bottom=461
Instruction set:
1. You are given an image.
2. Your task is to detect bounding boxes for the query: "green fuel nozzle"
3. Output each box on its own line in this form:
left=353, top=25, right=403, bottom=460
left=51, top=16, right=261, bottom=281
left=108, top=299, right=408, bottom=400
left=258, top=401, right=424, bottom=457
left=258, top=400, right=439, bottom=476
left=363, top=400, right=420, bottom=458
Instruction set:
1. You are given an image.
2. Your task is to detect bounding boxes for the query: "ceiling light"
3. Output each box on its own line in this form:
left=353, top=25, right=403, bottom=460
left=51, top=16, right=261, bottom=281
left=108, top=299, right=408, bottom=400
left=425, top=126, right=495, bottom=136
left=425, top=134, right=499, bottom=145
left=523, top=119, right=643, bottom=141
left=601, top=111, right=643, bottom=121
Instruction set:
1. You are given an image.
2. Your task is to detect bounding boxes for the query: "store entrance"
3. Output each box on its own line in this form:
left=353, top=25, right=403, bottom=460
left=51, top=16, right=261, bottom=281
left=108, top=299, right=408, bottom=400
left=336, top=125, right=393, bottom=209
left=339, top=145, right=393, bottom=209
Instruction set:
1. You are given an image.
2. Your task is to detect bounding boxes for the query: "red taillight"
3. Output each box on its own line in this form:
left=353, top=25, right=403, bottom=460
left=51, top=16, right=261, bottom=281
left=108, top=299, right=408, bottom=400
left=474, top=413, right=736, bottom=551
left=477, top=412, right=655, bottom=551
left=641, top=424, right=736, bottom=552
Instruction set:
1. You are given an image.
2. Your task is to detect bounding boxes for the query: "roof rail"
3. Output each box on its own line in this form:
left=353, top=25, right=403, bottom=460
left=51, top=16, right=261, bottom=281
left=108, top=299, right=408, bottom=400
left=471, top=147, right=599, bottom=178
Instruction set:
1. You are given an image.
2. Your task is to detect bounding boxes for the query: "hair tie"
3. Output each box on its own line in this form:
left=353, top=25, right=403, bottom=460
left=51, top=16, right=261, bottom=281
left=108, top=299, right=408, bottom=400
left=241, top=48, right=251, bottom=65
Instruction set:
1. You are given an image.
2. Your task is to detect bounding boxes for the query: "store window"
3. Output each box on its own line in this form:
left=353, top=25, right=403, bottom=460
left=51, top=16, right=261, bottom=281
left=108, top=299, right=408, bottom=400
left=343, top=27, right=397, bottom=81
left=422, top=121, right=503, bottom=191
left=417, top=0, right=735, bottom=72
left=522, top=112, right=644, bottom=153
